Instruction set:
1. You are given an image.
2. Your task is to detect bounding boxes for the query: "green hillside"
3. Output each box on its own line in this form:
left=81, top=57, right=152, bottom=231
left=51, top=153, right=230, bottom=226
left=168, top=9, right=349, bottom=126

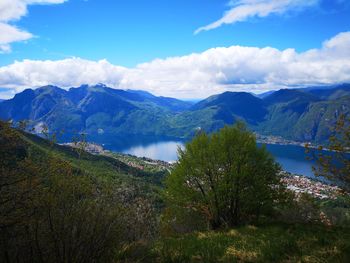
left=0, top=120, right=170, bottom=261
left=1, top=121, right=350, bottom=262
left=17, top=126, right=165, bottom=187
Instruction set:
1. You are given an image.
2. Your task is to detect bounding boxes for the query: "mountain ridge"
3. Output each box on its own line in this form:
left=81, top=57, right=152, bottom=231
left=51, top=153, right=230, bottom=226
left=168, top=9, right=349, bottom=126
left=1, top=83, right=349, bottom=143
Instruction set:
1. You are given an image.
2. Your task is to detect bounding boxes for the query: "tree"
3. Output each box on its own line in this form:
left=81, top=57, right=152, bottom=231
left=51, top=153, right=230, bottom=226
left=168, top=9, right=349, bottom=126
left=163, top=123, right=282, bottom=230
left=72, top=132, right=88, bottom=159
left=0, top=121, right=39, bottom=230
left=307, top=114, right=350, bottom=192
left=0, top=121, right=155, bottom=262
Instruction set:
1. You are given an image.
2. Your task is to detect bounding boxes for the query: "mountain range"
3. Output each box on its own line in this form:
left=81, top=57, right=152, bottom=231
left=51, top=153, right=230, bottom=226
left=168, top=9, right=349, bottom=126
left=0, top=83, right=349, bottom=143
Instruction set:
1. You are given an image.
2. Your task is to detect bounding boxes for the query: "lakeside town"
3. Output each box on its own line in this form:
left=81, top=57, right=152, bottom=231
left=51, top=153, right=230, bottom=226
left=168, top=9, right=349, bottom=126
left=279, top=171, right=343, bottom=199
left=255, top=133, right=350, bottom=152
left=62, top=141, right=345, bottom=200
left=255, top=133, right=311, bottom=147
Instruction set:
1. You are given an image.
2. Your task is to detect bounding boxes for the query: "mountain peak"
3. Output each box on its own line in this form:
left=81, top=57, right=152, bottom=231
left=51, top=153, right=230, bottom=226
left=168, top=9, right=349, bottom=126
left=35, top=85, right=67, bottom=96
left=191, top=91, right=266, bottom=124
left=263, top=89, right=319, bottom=105
left=14, top=88, right=35, bottom=97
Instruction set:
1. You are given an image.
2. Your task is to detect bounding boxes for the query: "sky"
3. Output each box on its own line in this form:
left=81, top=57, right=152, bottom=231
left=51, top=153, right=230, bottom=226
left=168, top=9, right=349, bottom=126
left=0, top=0, right=350, bottom=99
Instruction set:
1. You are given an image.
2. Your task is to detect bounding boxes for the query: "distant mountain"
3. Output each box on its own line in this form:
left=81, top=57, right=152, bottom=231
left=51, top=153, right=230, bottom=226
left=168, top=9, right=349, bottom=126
left=163, top=84, right=349, bottom=141
left=0, top=84, right=191, bottom=135
left=126, top=88, right=193, bottom=111
left=306, top=84, right=350, bottom=100
left=0, top=84, right=349, bottom=143
left=263, top=89, right=319, bottom=105
left=300, top=84, right=344, bottom=92
left=191, top=92, right=267, bottom=124
left=256, top=90, right=276, bottom=99
left=257, top=85, right=350, bottom=142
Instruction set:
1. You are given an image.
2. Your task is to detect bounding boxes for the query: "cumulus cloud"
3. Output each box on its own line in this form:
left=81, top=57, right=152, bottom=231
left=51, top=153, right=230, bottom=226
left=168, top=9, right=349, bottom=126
left=195, top=0, right=319, bottom=34
left=0, top=58, right=127, bottom=93
left=0, top=0, right=67, bottom=52
left=0, top=31, right=350, bottom=99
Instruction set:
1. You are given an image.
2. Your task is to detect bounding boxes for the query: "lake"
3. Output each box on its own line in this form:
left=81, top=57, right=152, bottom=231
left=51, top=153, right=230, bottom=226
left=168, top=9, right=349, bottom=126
left=81, top=134, right=320, bottom=178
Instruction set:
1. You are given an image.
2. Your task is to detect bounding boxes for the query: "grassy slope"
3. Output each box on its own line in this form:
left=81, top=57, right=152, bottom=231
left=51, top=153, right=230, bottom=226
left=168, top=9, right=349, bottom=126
left=149, top=223, right=350, bottom=262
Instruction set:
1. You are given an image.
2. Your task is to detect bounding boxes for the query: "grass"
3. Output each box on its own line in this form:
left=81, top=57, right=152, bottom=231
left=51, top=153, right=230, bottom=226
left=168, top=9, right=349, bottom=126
left=143, top=223, right=350, bottom=263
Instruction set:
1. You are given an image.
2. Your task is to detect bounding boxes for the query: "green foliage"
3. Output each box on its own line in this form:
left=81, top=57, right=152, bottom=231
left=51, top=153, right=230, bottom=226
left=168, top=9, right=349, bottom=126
left=307, top=114, right=350, bottom=191
left=163, top=123, right=283, bottom=231
left=319, top=196, right=350, bottom=226
left=2, top=120, right=350, bottom=262
left=152, top=224, right=350, bottom=262
left=0, top=121, right=160, bottom=262
left=278, top=193, right=322, bottom=224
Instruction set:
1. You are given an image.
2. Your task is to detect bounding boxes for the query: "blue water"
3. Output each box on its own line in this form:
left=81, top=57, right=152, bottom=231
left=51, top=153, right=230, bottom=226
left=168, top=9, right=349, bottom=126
left=122, top=142, right=317, bottom=178
left=102, top=137, right=318, bottom=178
left=60, top=133, right=321, bottom=178
left=262, top=144, right=315, bottom=178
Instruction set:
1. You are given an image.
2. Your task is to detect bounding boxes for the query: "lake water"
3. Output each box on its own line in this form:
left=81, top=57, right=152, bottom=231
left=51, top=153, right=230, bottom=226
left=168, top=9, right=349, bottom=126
left=82, top=134, right=319, bottom=178
left=58, top=131, right=328, bottom=178
left=123, top=142, right=317, bottom=177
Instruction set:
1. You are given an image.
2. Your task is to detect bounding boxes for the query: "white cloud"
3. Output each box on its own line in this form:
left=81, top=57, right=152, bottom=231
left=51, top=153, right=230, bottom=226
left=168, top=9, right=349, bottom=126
left=0, top=31, right=350, bottom=99
left=0, top=22, right=33, bottom=53
left=0, top=0, right=67, bottom=52
left=0, top=58, right=126, bottom=93
left=195, top=0, right=319, bottom=34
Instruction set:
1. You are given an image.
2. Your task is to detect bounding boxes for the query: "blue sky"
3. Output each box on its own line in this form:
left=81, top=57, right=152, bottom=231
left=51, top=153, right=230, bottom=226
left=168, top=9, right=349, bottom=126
left=0, top=0, right=350, bottom=98
left=2, top=0, right=350, bottom=67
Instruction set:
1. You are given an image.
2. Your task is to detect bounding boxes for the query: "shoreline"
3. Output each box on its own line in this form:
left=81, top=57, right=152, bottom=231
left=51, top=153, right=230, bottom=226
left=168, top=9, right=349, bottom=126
left=61, top=141, right=345, bottom=199
left=256, top=133, right=350, bottom=153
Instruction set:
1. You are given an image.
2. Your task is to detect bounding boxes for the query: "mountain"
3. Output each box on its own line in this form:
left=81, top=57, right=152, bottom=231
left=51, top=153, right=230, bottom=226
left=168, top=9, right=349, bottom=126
left=0, top=84, right=349, bottom=143
left=263, top=89, right=319, bottom=105
left=127, top=89, right=193, bottom=111
left=306, top=84, right=350, bottom=100
left=173, top=85, right=350, bottom=142
left=257, top=86, right=350, bottom=142
left=191, top=92, right=267, bottom=124
left=256, top=90, right=276, bottom=99
left=0, top=84, right=191, bottom=135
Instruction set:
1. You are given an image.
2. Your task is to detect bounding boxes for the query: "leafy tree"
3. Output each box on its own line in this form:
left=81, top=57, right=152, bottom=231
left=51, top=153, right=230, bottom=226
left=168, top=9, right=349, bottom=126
left=163, top=123, right=282, bottom=230
left=306, top=114, right=350, bottom=191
